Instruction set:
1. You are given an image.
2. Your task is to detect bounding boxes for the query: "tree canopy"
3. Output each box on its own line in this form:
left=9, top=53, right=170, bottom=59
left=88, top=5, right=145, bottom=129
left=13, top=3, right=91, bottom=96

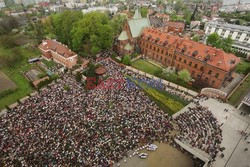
left=47, top=11, right=83, bottom=48
left=71, top=12, right=113, bottom=55
left=178, top=69, right=192, bottom=83
left=206, top=33, right=234, bottom=53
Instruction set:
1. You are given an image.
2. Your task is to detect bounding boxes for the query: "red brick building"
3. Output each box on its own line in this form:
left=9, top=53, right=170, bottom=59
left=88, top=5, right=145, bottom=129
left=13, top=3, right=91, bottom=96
left=38, top=40, right=78, bottom=69
left=165, top=21, right=185, bottom=34
left=139, top=28, right=240, bottom=89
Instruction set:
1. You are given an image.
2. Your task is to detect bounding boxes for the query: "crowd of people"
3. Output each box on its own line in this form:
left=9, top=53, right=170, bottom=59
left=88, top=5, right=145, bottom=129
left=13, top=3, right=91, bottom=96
left=0, top=58, right=224, bottom=166
left=175, top=105, right=223, bottom=160
left=0, top=59, right=174, bottom=166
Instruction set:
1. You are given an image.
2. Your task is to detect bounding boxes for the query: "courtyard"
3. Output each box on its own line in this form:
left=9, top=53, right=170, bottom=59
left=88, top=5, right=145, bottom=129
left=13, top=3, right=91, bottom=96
left=228, top=74, right=250, bottom=106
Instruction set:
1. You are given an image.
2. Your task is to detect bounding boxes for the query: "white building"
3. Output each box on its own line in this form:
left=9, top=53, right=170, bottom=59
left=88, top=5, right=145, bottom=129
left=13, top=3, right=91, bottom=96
left=204, top=21, right=250, bottom=54
left=0, top=0, right=6, bottom=8
left=82, top=6, right=118, bottom=14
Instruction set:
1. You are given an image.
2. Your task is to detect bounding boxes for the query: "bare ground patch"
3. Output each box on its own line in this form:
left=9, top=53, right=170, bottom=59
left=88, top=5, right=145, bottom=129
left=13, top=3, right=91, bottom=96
left=0, top=71, right=17, bottom=92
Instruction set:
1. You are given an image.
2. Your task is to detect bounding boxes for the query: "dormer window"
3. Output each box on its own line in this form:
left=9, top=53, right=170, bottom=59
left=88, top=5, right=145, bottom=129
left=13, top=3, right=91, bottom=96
left=192, top=50, right=198, bottom=57
left=182, top=47, right=187, bottom=53
left=204, top=55, right=210, bottom=62
left=155, top=38, right=160, bottom=43
left=163, top=41, right=168, bottom=46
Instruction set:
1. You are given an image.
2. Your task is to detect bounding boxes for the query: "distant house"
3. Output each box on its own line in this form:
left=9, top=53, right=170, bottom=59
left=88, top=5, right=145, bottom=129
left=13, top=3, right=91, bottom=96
left=165, top=21, right=185, bottom=34
left=38, top=40, right=78, bottom=69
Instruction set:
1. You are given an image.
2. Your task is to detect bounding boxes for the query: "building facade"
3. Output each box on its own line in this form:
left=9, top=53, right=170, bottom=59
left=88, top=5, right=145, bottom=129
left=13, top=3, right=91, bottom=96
left=38, top=40, right=78, bottom=69
left=204, top=21, right=250, bottom=54
left=139, top=28, right=240, bottom=89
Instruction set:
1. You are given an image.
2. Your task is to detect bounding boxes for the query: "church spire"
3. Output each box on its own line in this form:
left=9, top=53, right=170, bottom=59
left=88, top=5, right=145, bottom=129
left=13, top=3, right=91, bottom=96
left=133, top=7, right=142, bottom=19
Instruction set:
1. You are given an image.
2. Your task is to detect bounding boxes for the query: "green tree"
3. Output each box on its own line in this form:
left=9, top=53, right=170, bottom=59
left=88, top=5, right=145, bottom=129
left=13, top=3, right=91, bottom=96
left=121, top=55, right=131, bottom=65
left=178, top=69, right=192, bottom=82
left=192, top=34, right=200, bottom=42
left=221, top=36, right=234, bottom=53
left=48, top=11, right=83, bottom=47
left=110, top=14, right=126, bottom=36
left=140, top=7, right=148, bottom=18
left=174, top=0, right=183, bottom=14
left=71, top=12, right=113, bottom=55
left=75, top=72, right=82, bottom=82
left=206, top=33, right=222, bottom=48
left=183, top=8, right=192, bottom=25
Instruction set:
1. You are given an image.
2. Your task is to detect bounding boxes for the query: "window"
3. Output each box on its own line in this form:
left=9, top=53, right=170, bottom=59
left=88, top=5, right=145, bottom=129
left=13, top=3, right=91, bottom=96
left=205, top=77, right=208, bottom=82
left=157, top=48, right=160, bottom=52
left=153, top=47, right=156, bottom=51
left=194, top=64, right=198, bottom=68
left=184, top=59, right=187, bottom=64
left=211, top=80, right=215, bottom=86
left=161, top=50, right=164, bottom=54
left=215, top=73, right=219, bottom=78
left=160, top=56, right=162, bottom=60
left=189, top=61, right=192, bottom=66
left=200, top=66, right=204, bottom=70
left=179, top=57, right=182, bottom=61
left=208, top=70, right=212, bottom=75
left=150, top=45, right=152, bottom=49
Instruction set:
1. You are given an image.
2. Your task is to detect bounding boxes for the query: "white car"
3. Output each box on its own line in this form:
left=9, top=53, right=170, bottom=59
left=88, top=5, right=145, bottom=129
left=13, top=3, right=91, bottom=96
left=139, top=153, right=148, bottom=159
left=147, top=144, right=158, bottom=151
left=147, top=146, right=157, bottom=151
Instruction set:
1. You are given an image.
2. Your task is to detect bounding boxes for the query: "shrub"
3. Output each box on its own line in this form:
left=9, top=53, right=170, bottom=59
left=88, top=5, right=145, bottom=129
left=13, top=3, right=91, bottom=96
left=121, top=55, right=131, bottom=65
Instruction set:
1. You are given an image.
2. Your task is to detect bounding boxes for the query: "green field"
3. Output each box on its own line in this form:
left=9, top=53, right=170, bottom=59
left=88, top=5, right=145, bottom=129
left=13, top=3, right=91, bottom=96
left=0, top=46, right=40, bottom=109
left=228, top=74, right=250, bottom=106
left=131, top=59, right=162, bottom=75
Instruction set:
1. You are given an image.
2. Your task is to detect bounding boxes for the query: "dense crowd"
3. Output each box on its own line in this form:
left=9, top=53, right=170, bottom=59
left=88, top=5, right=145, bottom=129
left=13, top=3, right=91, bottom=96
left=175, top=105, right=223, bottom=160
left=0, top=59, right=173, bottom=166
left=0, top=58, right=224, bottom=166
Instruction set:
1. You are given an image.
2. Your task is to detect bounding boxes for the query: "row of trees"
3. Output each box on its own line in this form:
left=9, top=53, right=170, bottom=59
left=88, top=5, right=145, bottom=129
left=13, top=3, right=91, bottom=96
left=44, top=11, right=126, bottom=56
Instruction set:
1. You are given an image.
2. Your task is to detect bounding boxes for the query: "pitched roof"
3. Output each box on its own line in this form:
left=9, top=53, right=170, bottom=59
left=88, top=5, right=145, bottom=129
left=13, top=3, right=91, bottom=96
left=124, top=43, right=133, bottom=51
left=128, top=17, right=150, bottom=38
left=166, top=21, right=185, bottom=29
left=118, top=31, right=129, bottom=41
left=133, top=8, right=142, bottom=19
left=141, top=28, right=240, bottom=72
left=38, top=40, right=76, bottom=59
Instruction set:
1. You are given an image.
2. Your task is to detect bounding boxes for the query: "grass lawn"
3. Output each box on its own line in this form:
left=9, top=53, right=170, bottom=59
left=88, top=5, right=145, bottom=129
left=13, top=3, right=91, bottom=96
left=235, top=59, right=250, bottom=75
left=228, top=74, right=250, bottom=106
left=0, top=46, right=40, bottom=109
left=131, top=59, right=162, bottom=75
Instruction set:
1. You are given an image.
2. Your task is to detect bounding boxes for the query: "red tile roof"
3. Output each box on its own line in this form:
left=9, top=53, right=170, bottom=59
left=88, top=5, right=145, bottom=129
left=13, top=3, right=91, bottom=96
left=141, top=28, right=240, bottom=72
left=38, top=40, right=76, bottom=59
left=166, top=21, right=185, bottom=29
